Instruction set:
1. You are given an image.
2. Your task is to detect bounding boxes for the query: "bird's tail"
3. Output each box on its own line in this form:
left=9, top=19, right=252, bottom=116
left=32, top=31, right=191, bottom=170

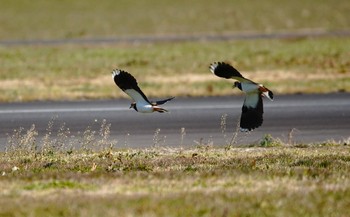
left=153, top=106, right=169, bottom=113
left=154, top=97, right=175, bottom=105
left=259, top=86, right=274, bottom=101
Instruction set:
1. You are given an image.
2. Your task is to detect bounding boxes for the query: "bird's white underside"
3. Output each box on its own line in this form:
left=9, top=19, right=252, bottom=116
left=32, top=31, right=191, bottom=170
left=136, top=104, right=154, bottom=113
left=238, top=83, right=260, bottom=108
left=125, top=89, right=154, bottom=113
left=241, top=82, right=259, bottom=93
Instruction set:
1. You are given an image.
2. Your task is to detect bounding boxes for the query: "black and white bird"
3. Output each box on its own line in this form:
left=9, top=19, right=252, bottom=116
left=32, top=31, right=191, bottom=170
left=112, top=69, right=174, bottom=113
left=209, top=62, right=273, bottom=131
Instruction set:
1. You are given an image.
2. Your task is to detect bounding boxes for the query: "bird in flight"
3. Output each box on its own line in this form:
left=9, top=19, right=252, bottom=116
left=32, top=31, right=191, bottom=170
left=112, top=69, right=174, bottom=113
left=209, top=62, right=273, bottom=131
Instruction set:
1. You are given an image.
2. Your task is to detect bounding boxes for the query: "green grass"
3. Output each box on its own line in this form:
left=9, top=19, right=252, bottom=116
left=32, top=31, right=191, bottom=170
left=0, top=0, right=349, bottom=102
left=1, top=2, right=349, bottom=216
left=1, top=0, right=349, bottom=41
left=1, top=140, right=349, bottom=217
left=23, top=180, right=94, bottom=191
left=0, top=38, right=349, bottom=102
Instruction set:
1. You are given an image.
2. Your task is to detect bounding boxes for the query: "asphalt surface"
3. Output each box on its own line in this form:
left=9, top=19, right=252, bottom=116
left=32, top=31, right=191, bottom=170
left=1, top=30, right=350, bottom=46
left=0, top=93, right=349, bottom=150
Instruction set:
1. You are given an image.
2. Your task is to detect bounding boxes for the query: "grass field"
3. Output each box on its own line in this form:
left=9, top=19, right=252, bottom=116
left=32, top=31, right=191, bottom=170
left=1, top=38, right=349, bottom=102
left=0, top=123, right=349, bottom=216
left=1, top=1, right=350, bottom=216
left=1, top=0, right=350, bottom=40
left=1, top=137, right=350, bottom=216
left=0, top=0, right=350, bottom=102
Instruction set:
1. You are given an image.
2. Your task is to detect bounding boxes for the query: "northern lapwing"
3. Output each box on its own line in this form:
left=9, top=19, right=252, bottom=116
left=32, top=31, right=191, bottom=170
left=209, top=62, right=273, bottom=131
left=112, top=69, right=174, bottom=113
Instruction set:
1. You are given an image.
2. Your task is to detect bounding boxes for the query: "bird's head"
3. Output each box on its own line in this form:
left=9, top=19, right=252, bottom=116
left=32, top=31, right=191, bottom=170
left=233, top=81, right=242, bottom=90
left=129, top=102, right=137, bottom=111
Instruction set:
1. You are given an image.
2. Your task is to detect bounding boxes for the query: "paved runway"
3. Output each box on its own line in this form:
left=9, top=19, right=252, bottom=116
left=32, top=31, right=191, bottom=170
left=2, top=30, right=350, bottom=46
left=0, top=93, right=349, bottom=149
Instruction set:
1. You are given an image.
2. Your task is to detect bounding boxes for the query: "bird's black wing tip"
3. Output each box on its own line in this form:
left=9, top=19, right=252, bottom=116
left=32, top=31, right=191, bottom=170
left=155, top=96, right=175, bottom=105
left=210, top=61, right=243, bottom=79
left=240, top=106, right=263, bottom=132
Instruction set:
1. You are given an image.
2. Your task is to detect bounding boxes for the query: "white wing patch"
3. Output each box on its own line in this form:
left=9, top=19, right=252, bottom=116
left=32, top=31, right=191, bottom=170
left=241, top=83, right=259, bottom=93
left=209, top=62, right=219, bottom=73
left=111, top=69, right=121, bottom=78
left=125, top=89, right=150, bottom=105
left=244, top=92, right=260, bottom=108
left=261, top=91, right=272, bottom=101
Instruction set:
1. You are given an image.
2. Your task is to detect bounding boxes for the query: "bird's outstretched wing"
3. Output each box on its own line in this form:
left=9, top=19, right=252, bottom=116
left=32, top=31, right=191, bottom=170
left=240, top=92, right=264, bottom=131
left=152, top=97, right=175, bottom=105
left=209, top=62, right=246, bottom=82
left=112, top=69, right=151, bottom=104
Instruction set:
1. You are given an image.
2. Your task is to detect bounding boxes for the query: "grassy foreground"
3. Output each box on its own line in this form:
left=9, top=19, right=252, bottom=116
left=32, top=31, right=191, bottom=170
left=1, top=137, right=349, bottom=217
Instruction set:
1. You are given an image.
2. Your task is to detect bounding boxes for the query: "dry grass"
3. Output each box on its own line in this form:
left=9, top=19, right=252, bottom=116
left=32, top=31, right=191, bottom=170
left=0, top=38, right=349, bottom=102
left=1, top=143, right=350, bottom=216
left=0, top=121, right=350, bottom=216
